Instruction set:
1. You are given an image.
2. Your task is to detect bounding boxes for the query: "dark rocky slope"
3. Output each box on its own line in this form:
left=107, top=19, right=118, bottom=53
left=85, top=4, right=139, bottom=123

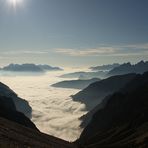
left=77, top=71, right=148, bottom=148
left=0, top=82, right=32, bottom=118
left=72, top=73, right=137, bottom=110
left=0, top=94, right=37, bottom=130
left=0, top=117, right=75, bottom=148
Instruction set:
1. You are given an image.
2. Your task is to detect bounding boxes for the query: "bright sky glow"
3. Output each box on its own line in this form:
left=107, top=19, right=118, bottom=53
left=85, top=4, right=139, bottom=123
left=8, top=0, right=23, bottom=8
left=0, top=0, right=148, bottom=67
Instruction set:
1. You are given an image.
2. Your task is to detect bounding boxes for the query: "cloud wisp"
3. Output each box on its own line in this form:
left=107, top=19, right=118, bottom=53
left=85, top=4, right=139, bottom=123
left=54, top=43, right=148, bottom=57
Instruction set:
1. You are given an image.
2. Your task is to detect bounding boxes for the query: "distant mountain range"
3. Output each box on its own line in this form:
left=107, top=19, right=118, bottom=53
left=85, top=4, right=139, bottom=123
left=60, top=61, right=148, bottom=80
left=51, top=78, right=100, bottom=89
left=0, top=63, right=63, bottom=72
left=77, top=71, right=148, bottom=147
left=90, top=63, right=120, bottom=71
left=107, top=60, right=148, bottom=76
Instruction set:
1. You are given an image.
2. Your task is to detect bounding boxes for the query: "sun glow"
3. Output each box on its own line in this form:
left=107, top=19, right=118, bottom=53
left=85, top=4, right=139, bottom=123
left=8, top=0, right=23, bottom=8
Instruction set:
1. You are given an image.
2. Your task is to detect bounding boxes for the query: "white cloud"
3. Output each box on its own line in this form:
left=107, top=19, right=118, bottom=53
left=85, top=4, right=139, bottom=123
left=1, top=50, right=48, bottom=55
left=55, top=47, right=118, bottom=56
left=54, top=43, right=148, bottom=57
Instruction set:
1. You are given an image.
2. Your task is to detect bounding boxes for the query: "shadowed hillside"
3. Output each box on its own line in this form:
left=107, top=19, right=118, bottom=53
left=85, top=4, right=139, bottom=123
left=0, top=82, right=32, bottom=118
left=72, top=73, right=137, bottom=110
left=0, top=117, right=75, bottom=148
left=77, top=71, right=148, bottom=148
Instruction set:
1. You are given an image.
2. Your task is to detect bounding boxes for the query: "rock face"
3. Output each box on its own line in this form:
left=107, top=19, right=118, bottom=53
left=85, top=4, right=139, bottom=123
left=0, top=82, right=32, bottom=118
left=51, top=78, right=100, bottom=89
left=72, top=73, right=137, bottom=111
left=77, top=71, right=148, bottom=148
left=107, top=60, right=148, bottom=76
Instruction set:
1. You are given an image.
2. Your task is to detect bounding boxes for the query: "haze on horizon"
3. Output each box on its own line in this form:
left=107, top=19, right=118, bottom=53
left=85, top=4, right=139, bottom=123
left=0, top=0, right=148, bottom=67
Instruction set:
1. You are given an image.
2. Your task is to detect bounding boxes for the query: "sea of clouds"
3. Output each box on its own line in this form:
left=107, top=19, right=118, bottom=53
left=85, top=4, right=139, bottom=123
left=0, top=70, right=87, bottom=141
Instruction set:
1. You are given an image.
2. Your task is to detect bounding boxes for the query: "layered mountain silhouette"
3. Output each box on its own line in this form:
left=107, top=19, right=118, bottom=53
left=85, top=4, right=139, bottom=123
left=107, top=60, right=148, bottom=76
left=77, top=71, right=148, bottom=148
left=51, top=78, right=100, bottom=89
left=0, top=72, right=148, bottom=147
left=72, top=73, right=137, bottom=111
left=0, top=63, right=62, bottom=72
left=60, top=71, right=107, bottom=79
left=90, top=63, right=120, bottom=71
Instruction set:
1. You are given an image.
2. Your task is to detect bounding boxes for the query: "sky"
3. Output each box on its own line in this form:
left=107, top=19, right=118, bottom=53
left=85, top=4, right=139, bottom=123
left=0, top=0, right=148, bottom=67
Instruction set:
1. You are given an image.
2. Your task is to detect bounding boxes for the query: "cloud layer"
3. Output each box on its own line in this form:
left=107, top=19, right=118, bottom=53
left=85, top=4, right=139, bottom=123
left=0, top=71, right=87, bottom=141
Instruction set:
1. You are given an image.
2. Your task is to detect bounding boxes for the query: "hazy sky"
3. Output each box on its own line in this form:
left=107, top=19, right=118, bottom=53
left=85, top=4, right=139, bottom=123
left=0, top=0, right=148, bottom=67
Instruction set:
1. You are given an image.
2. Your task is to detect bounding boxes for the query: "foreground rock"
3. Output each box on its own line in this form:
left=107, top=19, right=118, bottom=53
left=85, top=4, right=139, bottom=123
left=0, top=117, right=75, bottom=148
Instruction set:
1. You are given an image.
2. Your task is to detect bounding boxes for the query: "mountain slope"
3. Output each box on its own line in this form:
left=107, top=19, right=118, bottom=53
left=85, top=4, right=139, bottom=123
left=0, top=117, right=75, bottom=148
left=0, top=82, right=32, bottom=118
left=52, top=78, right=100, bottom=89
left=60, top=71, right=107, bottom=79
left=72, top=73, right=136, bottom=110
left=77, top=71, right=148, bottom=148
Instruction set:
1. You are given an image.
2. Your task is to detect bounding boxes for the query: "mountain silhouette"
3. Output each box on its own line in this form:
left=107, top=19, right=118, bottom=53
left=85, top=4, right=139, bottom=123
left=60, top=71, right=107, bottom=79
left=90, top=63, right=120, bottom=71
left=77, top=71, right=148, bottom=148
left=0, top=63, right=62, bottom=72
left=0, top=82, right=32, bottom=118
left=51, top=78, right=100, bottom=89
left=107, top=60, right=148, bottom=76
left=72, top=73, right=137, bottom=111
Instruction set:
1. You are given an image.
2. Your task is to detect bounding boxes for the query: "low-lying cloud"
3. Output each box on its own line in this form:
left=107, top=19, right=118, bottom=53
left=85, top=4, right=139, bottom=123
left=0, top=71, right=87, bottom=141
